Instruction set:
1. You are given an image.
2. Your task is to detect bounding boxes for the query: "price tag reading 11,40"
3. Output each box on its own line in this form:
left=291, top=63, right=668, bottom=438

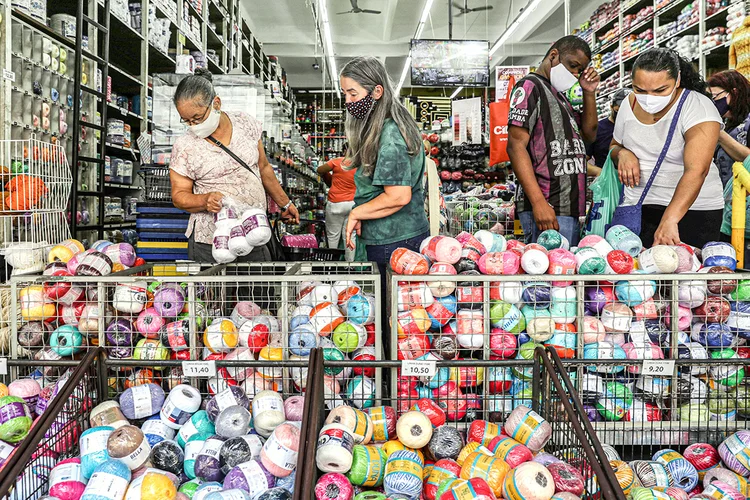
left=641, top=359, right=675, bottom=376
left=182, top=360, right=217, bottom=378
left=402, top=359, right=437, bottom=378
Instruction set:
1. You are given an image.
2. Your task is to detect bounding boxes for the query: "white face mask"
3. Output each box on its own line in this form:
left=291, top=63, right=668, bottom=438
left=549, top=61, right=579, bottom=93
left=634, top=80, right=679, bottom=115
left=189, top=105, right=221, bottom=139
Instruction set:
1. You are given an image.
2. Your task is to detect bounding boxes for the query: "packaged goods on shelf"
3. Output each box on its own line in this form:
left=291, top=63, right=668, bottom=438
left=727, top=2, right=747, bottom=34
left=593, top=49, right=620, bottom=72
left=666, top=34, right=700, bottom=61
left=702, top=27, right=729, bottom=51
left=590, top=0, right=619, bottom=30
left=623, top=6, right=654, bottom=32
left=148, top=6, right=173, bottom=55
left=598, top=71, right=621, bottom=98
left=622, top=29, right=654, bottom=60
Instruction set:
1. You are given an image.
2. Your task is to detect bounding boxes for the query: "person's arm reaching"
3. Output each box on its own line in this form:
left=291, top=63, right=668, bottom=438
left=507, top=125, right=558, bottom=231
left=719, top=130, right=750, bottom=162
left=653, top=121, right=721, bottom=245
left=578, top=67, right=601, bottom=144
left=345, top=186, right=411, bottom=249
left=317, top=162, right=334, bottom=188
left=170, top=170, right=223, bottom=213
left=257, top=141, right=300, bottom=223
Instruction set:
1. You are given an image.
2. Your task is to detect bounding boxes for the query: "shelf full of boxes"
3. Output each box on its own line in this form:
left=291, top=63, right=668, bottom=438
left=1, top=0, right=315, bottom=253
left=576, top=0, right=747, bottom=120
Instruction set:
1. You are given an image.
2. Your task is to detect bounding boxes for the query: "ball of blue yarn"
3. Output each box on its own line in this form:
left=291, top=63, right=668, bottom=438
left=652, top=449, right=698, bottom=492
left=81, top=459, right=131, bottom=500
left=80, top=426, right=115, bottom=479
left=288, top=324, right=318, bottom=356
left=383, top=450, right=423, bottom=499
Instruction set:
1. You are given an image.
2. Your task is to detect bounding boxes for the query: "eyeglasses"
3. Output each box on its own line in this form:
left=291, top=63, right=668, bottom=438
left=180, top=102, right=212, bottom=125
left=711, top=90, right=728, bottom=100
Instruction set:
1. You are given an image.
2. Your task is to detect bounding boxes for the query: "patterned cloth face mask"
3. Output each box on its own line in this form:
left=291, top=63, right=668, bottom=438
left=346, top=93, right=375, bottom=119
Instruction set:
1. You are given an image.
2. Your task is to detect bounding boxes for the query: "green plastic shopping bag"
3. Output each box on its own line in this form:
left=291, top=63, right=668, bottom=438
left=584, top=152, right=622, bottom=237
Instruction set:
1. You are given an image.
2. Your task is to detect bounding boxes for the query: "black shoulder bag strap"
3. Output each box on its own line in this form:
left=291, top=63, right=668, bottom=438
left=207, top=135, right=287, bottom=261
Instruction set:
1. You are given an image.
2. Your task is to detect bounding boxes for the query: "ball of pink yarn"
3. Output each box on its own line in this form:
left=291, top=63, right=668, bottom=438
left=48, top=457, right=86, bottom=500
left=665, top=304, right=693, bottom=332
left=8, top=378, right=42, bottom=416
left=477, top=251, right=520, bottom=275
left=622, top=342, right=664, bottom=373
left=547, top=249, right=577, bottom=286
left=704, top=467, right=748, bottom=492
left=703, top=481, right=746, bottom=500
left=260, top=422, right=300, bottom=477
left=315, top=472, right=353, bottom=499
left=581, top=316, right=606, bottom=344
left=284, top=396, right=305, bottom=421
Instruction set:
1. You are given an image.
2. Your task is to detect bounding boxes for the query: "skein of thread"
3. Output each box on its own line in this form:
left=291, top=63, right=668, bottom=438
left=704, top=467, right=750, bottom=494
left=220, top=435, right=264, bottom=475
left=214, top=406, right=251, bottom=439
left=638, top=246, right=679, bottom=274
left=427, top=425, right=463, bottom=461
left=547, top=462, right=585, bottom=496
left=150, top=440, right=184, bottom=475
left=314, top=473, right=354, bottom=500
left=81, top=459, right=131, bottom=500
left=719, top=430, right=750, bottom=475
left=459, top=452, right=510, bottom=498
left=347, top=445, right=386, bottom=487
left=485, top=435, right=533, bottom=468
left=194, top=435, right=225, bottom=482
left=48, top=457, right=86, bottom=500
left=177, top=410, right=215, bottom=448
left=252, top=391, right=285, bottom=438
left=90, top=401, right=129, bottom=429
left=106, top=425, right=151, bottom=470
left=610, top=460, right=636, bottom=495
left=8, top=379, right=41, bottom=418
left=683, top=443, right=721, bottom=479
left=630, top=460, right=673, bottom=488
left=80, top=426, right=115, bottom=479
left=521, top=247, right=549, bottom=275
left=316, top=423, right=355, bottom=473
left=0, top=396, right=32, bottom=443
left=503, top=405, right=551, bottom=452
left=206, top=387, right=250, bottom=423
left=284, top=396, right=305, bottom=422
left=502, top=462, right=555, bottom=500
left=119, top=383, right=165, bottom=420
left=396, top=411, right=433, bottom=449
left=383, top=449, right=423, bottom=499
left=261, top=422, right=300, bottom=477
left=425, top=459, right=462, bottom=500
left=325, top=406, right=373, bottom=444
left=366, top=406, right=396, bottom=443
left=439, top=477, right=495, bottom=500
left=160, top=385, right=202, bottom=430
left=223, top=459, right=275, bottom=497
left=652, top=449, right=698, bottom=492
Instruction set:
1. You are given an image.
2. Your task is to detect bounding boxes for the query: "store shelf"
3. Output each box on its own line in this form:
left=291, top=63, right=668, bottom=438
left=107, top=7, right=145, bottom=43
left=703, top=40, right=731, bottom=56
left=207, top=25, right=225, bottom=47
left=622, top=15, right=654, bottom=37
left=595, top=37, right=620, bottom=54
left=104, top=221, right=137, bottom=229
left=105, top=183, right=142, bottom=190
left=622, top=44, right=653, bottom=64
left=656, top=20, right=699, bottom=45
left=705, top=5, right=731, bottom=24
left=11, top=52, right=74, bottom=82
left=106, top=142, right=140, bottom=155
left=597, top=87, right=619, bottom=101
left=599, top=62, right=621, bottom=78
left=621, top=0, right=651, bottom=15
left=107, top=102, right=144, bottom=122
left=109, top=64, right=144, bottom=93
left=180, top=29, right=204, bottom=51
left=593, top=14, right=619, bottom=34
left=207, top=57, right=225, bottom=74
left=185, top=0, right=204, bottom=22
left=11, top=9, right=76, bottom=51
left=148, top=43, right=177, bottom=71
left=655, top=0, right=690, bottom=18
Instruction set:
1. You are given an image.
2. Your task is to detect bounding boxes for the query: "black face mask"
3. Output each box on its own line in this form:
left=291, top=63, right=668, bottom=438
left=714, top=96, right=730, bottom=117
left=346, top=93, right=375, bottom=119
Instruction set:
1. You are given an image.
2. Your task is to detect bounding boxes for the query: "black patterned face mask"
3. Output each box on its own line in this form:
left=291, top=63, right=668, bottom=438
left=345, top=93, right=375, bottom=119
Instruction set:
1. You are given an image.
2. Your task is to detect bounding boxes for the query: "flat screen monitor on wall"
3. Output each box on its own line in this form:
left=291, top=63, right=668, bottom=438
left=410, top=39, right=490, bottom=87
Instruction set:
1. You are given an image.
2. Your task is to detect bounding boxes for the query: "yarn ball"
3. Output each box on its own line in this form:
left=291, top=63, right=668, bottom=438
left=106, top=425, right=151, bottom=470
left=600, top=302, right=633, bottom=333
left=703, top=241, right=737, bottom=269
left=703, top=468, right=749, bottom=495
left=652, top=449, right=699, bottom=492
left=595, top=381, right=632, bottom=420
left=614, top=278, right=656, bottom=306
left=390, top=248, right=430, bottom=275
left=81, top=459, right=131, bottom=500
left=150, top=439, right=185, bottom=475
left=683, top=443, right=721, bottom=480
left=547, top=249, right=577, bottom=286
left=424, top=459, right=462, bottom=500
left=485, top=436, right=534, bottom=468
left=630, top=460, right=673, bottom=489
left=194, top=435, right=226, bottom=482
left=0, top=396, right=32, bottom=443
left=427, top=425, right=463, bottom=461
left=503, top=405, right=551, bottom=452
left=346, top=445, right=386, bottom=487
left=260, top=422, right=300, bottom=478
left=547, top=461, right=585, bottom=496
left=119, top=383, right=165, bottom=420
left=366, top=406, right=397, bottom=443
left=48, top=457, right=86, bottom=500
left=638, top=246, right=679, bottom=273
left=206, top=386, right=250, bottom=422
left=383, top=449, right=423, bottom=499
left=502, top=462, right=555, bottom=500
left=215, top=406, right=251, bottom=439
left=396, top=411, right=433, bottom=449
left=584, top=342, right=626, bottom=373
left=719, top=430, right=750, bottom=476
left=284, top=396, right=305, bottom=422
left=314, top=473, right=354, bottom=499
left=223, top=459, right=275, bottom=497
left=537, top=230, right=568, bottom=250
left=606, top=249, right=635, bottom=274
left=220, top=435, right=264, bottom=475
left=521, top=248, right=550, bottom=275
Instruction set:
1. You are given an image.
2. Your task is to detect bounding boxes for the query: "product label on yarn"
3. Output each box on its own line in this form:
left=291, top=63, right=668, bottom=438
left=398, top=337, right=427, bottom=360
left=242, top=214, right=268, bottom=233
left=318, top=426, right=354, bottom=453
left=468, top=453, right=496, bottom=477
left=118, top=439, right=149, bottom=470
left=130, top=385, right=154, bottom=419
left=81, top=429, right=111, bottom=455
left=722, top=433, right=750, bottom=471
left=198, top=438, right=223, bottom=459
left=359, top=445, right=384, bottom=486
left=85, top=471, right=128, bottom=499
left=450, top=480, right=479, bottom=500
left=264, top=436, right=298, bottom=471
left=369, top=407, right=391, bottom=442
left=0, top=402, right=28, bottom=424
left=142, top=419, right=173, bottom=441
left=166, top=321, right=189, bottom=349
left=177, top=418, right=199, bottom=444
left=242, top=434, right=264, bottom=459
left=704, top=483, right=736, bottom=499
left=352, top=409, right=370, bottom=440
left=600, top=307, right=631, bottom=332
left=184, top=439, right=204, bottom=460
left=238, top=460, right=270, bottom=493
left=229, top=226, right=246, bottom=239
left=214, top=388, right=239, bottom=412
left=427, top=465, right=457, bottom=487
left=511, top=409, right=544, bottom=445
left=253, top=395, right=284, bottom=415
left=308, top=304, right=341, bottom=333
left=161, top=398, right=192, bottom=427
left=386, top=458, right=422, bottom=479
left=49, top=462, right=82, bottom=487
left=213, top=235, right=230, bottom=250
left=655, top=451, right=683, bottom=465
left=491, top=438, right=517, bottom=459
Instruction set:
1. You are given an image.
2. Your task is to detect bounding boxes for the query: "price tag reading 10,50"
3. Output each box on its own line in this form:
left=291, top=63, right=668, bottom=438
left=641, top=359, right=675, bottom=376
left=182, top=360, right=217, bottom=378
left=402, top=359, right=437, bottom=378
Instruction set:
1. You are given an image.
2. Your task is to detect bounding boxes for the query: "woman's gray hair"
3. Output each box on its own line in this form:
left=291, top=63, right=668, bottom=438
left=340, top=57, right=422, bottom=176
left=173, top=67, right=215, bottom=106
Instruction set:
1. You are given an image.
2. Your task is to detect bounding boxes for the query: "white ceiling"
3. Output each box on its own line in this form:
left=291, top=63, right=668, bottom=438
left=240, top=0, right=603, bottom=89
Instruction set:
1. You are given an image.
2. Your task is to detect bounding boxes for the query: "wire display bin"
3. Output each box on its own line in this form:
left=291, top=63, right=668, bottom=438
left=443, top=198, right=515, bottom=238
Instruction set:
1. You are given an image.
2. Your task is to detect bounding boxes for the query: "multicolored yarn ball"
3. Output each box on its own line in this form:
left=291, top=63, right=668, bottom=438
left=683, top=443, right=721, bottom=480
left=383, top=449, right=423, bottom=499
left=719, top=430, right=750, bottom=476
left=630, top=460, right=673, bottom=489
left=0, top=396, right=32, bottom=443
left=652, top=449, right=698, bottom=492
left=314, top=472, right=354, bottom=499
left=503, top=405, right=551, bottom=452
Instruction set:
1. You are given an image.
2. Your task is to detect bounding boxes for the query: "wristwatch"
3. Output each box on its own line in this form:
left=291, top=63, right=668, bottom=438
left=281, top=200, right=293, bottom=211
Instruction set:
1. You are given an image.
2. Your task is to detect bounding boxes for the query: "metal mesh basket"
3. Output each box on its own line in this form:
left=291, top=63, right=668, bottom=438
left=140, top=166, right=172, bottom=202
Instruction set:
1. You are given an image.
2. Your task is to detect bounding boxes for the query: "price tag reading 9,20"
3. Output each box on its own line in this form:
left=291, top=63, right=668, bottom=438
left=401, top=359, right=437, bottom=378
left=641, top=359, right=675, bottom=376
left=181, top=360, right=217, bottom=378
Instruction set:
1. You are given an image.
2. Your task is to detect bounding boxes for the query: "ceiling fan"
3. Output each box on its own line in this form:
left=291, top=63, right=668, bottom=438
left=454, top=1, right=493, bottom=17
left=337, top=0, right=381, bottom=15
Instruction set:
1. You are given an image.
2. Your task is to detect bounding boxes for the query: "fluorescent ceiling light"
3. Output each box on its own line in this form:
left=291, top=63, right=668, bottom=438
left=396, top=0, right=434, bottom=93
left=319, top=0, right=340, bottom=97
left=489, top=0, right=543, bottom=57
left=450, top=87, right=463, bottom=99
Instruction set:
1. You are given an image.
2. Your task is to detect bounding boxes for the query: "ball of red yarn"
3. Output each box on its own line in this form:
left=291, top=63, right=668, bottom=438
left=694, top=297, right=731, bottom=324
left=485, top=435, right=533, bottom=468
left=439, top=477, right=494, bottom=500
left=315, top=472, right=353, bottom=499
left=424, top=458, right=462, bottom=500
left=606, top=249, right=635, bottom=274
left=547, top=461, right=585, bottom=496
left=390, top=248, right=429, bottom=275
left=467, top=420, right=502, bottom=445
left=683, top=443, right=721, bottom=479
left=411, top=398, right=446, bottom=427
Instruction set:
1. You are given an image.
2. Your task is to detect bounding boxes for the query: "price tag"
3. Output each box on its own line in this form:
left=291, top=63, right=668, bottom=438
left=3, top=69, right=15, bottom=82
left=402, top=359, right=436, bottom=378
left=642, top=359, right=675, bottom=376
left=0, top=358, right=6, bottom=375
left=178, top=33, right=186, bottom=45
left=182, top=360, right=216, bottom=378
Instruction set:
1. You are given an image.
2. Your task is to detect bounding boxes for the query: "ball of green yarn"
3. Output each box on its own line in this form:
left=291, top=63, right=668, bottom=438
left=512, top=342, right=542, bottom=380
left=595, top=381, right=633, bottom=421
left=435, top=477, right=461, bottom=499
left=0, top=395, right=32, bottom=443
left=323, top=346, right=346, bottom=375
left=347, top=444, right=386, bottom=487
left=679, top=403, right=710, bottom=422
left=354, top=492, right=387, bottom=500
left=733, top=386, right=750, bottom=416
left=489, top=301, right=525, bottom=333
left=710, top=349, right=745, bottom=387
left=628, top=487, right=670, bottom=500
left=538, top=230, right=566, bottom=250
left=178, top=479, right=202, bottom=498
left=575, top=247, right=607, bottom=274
left=730, top=280, right=750, bottom=301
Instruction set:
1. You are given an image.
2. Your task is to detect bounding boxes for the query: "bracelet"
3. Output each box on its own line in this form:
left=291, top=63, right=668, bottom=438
left=281, top=200, right=293, bottom=211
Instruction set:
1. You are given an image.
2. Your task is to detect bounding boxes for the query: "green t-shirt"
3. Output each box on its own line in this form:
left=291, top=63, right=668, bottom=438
left=354, top=119, right=430, bottom=246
